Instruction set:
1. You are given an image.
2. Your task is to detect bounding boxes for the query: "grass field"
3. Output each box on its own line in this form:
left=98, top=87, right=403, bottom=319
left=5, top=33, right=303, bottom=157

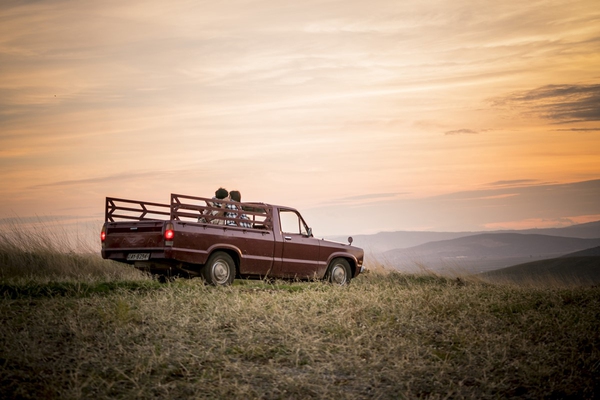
left=481, top=256, right=600, bottom=287
left=1, top=229, right=599, bottom=399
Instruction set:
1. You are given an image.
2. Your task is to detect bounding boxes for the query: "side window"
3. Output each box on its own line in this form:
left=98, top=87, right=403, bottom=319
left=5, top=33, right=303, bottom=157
left=280, top=210, right=300, bottom=234
left=280, top=210, right=309, bottom=235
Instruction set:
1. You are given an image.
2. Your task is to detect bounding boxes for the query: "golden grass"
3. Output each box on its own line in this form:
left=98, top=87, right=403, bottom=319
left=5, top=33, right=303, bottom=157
left=2, top=275, right=599, bottom=399
left=480, top=257, right=600, bottom=288
left=1, top=228, right=599, bottom=398
left=0, top=219, right=147, bottom=283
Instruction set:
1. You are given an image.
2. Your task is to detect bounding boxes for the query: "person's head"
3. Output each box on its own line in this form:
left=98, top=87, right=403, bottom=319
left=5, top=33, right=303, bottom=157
left=215, top=187, right=229, bottom=200
left=230, top=190, right=241, bottom=202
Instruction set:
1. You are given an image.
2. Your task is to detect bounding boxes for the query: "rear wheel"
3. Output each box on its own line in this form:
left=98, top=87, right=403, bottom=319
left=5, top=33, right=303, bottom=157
left=326, top=258, right=351, bottom=285
left=202, top=251, right=235, bottom=286
left=156, top=274, right=172, bottom=283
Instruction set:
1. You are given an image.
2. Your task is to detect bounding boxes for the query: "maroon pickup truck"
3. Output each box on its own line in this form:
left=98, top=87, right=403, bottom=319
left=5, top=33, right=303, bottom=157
left=101, top=193, right=364, bottom=285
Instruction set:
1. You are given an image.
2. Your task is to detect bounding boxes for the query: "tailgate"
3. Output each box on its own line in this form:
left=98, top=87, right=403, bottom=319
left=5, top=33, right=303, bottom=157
left=102, top=221, right=168, bottom=261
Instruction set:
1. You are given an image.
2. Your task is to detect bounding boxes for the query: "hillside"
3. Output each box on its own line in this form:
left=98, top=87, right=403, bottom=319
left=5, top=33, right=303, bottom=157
left=560, top=245, right=600, bottom=257
left=480, top=245, right=600, bottom=286
left=381, top=233, right=600, bottom=275
left=1, top=229, right=599, bottom=398
left=1, top=272, right=599, bottom=399
left=481, top=256, right=600, bottom=286
left=534, top=220, right=600, bottom=239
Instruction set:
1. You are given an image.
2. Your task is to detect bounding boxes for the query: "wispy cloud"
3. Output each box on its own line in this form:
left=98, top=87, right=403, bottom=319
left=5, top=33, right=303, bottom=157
left=486, top=179, right=540, bottom=187
left=491, top=84, right=600, bottom=123
left=305, top=179, right=600, bottom=235
left=483, top=215, right=600, bottom=230
left=28, top=171, right=171, bottom=189
left=554, top=127, right=600, bottom=132
left=312, top=192, right=409, bottom=209
left=1, top=0, right=600, bottom=234
left=339, top=192, right=407, bottom=201
left=444, top=128, right=479, bottom=135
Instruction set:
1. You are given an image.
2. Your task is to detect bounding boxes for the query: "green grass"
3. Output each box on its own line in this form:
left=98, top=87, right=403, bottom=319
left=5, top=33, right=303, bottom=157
left=1, top=228, right=599, bottom=399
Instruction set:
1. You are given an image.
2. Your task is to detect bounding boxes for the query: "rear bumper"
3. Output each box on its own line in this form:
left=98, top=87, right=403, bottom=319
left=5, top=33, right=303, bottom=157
left=102, top=247, right=171, bottom=263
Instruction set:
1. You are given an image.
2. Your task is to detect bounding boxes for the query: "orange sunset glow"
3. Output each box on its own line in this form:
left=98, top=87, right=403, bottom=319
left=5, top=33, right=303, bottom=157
left=1, top=0, right=599, bottom=239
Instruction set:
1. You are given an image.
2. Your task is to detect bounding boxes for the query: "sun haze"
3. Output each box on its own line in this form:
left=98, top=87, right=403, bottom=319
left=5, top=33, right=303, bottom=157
left=1, top=0, right=599, bottom=236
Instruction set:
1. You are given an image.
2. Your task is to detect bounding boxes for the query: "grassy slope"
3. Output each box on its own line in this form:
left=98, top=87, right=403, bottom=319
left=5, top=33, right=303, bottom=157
left=1, top=275, right=599, bottom=398
left=482, top=257, right=600, bottom=286
left=0, top=224, right=147, bottom=284
left=1, top=231, right=599, bottom=399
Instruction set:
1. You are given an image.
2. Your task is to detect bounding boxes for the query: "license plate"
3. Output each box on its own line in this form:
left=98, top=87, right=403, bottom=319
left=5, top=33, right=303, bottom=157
left=127, top=253, right=150, bottom=261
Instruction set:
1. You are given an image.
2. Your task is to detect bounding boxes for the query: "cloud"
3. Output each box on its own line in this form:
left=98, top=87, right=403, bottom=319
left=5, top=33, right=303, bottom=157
left=491, top=84, right=600, bottom=123
left=339, top=192, right=407, bottom=201
left=444, top=128, right=479, bottom=135
left=2, top=0, right=600, bottom=236
left=312, top=192, right=409, bottom=209
left=483, top=215, right=600, bottom=230
left=305, top=179, right=600, bottom=235
left=433, top=179, right=600, bottom=207
left=554, top=128, right=600, bottom=132
left=486, top=179, right=540, bottom=187
left=28, top=171, right=170, bottom=189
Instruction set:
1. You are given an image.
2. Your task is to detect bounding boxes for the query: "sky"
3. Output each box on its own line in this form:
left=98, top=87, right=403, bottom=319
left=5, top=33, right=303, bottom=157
left=1, top=0, right=600, bottom=241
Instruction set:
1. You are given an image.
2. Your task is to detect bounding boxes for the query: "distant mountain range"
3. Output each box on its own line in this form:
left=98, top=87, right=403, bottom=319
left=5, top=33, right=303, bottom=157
left=329, top=220, right=600, bottom=253
left=382, top=233, right=600, bottom=274
left=327, top=220, right=600, bottom=275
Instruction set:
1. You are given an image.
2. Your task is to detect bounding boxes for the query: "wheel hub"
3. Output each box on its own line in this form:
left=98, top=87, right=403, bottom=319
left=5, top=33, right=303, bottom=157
left=213, top=261, right=230, bottom=284
left=331, top=265, right=347, bottom=284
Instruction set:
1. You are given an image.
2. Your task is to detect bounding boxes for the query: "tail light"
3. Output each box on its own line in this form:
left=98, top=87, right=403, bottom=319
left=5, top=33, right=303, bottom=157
left=101, top=225, right=106, bottom=242
left=164, top=223, right=175, bottom=241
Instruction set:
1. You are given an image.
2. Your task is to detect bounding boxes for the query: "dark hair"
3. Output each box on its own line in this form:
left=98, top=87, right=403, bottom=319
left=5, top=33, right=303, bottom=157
left=230, top=190, right=241, bottom=202
left=215, top=187, right=228, bottom=199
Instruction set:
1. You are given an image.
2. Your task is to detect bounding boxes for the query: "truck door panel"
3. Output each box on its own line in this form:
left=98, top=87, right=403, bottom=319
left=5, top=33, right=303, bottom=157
left=277, top=209, right=321, bottom=278
left=237, top=230, right=275, bottom=275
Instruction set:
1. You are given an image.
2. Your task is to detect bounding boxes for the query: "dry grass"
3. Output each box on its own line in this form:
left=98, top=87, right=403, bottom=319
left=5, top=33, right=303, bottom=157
left=0, top=219, right=147, bottom=284
left=1, top=229, right=599, bottom=399
left=2, top=277, right=599, bottom=398
left=480, top=257, right=600, bottom=288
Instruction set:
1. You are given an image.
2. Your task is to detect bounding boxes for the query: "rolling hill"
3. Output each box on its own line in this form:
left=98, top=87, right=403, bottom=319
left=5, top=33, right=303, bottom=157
left=559, top=245, right=600, bottom=257
left=479, top=245, right=600, bottom=286
left=379, top=233, right=600, bottom=275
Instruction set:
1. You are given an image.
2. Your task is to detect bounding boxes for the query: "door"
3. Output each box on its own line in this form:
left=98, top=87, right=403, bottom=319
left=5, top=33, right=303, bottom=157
left=278, top=209, right=321, bottom=278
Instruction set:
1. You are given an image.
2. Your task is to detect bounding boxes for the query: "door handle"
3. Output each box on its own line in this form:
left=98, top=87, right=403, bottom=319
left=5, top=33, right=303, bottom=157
left=284, top=236, right=292, bottom=240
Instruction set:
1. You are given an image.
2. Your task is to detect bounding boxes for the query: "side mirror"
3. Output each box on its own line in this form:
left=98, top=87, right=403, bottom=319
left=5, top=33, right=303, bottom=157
left=348, top=237, right=353, bottom=245
left=307, top=227, right=313, bottom=237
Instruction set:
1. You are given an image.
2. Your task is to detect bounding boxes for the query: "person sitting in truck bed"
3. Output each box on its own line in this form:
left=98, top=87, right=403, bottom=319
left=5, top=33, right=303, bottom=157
left=225, top=190, right=252, bottom=228
left=198, top=187, right=229, bottom=224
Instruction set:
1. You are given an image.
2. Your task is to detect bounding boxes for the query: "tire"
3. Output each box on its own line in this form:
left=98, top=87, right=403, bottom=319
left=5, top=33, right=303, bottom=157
left=202, top=251, right=236, bottom=286
left=156, top=274, right=172, bottom=283
left=326, top=258, right=351, bottom=285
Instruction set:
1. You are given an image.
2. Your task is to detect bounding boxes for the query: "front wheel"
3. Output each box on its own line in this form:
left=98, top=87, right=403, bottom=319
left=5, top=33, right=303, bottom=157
left=202, top=252, right=235, bottom=286
left=326, top=258, right=351, bottom=285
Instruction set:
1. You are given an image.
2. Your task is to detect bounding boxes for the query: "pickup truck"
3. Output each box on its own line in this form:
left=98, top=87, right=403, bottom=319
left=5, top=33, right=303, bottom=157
left=101, top=193, right=365, bottom=285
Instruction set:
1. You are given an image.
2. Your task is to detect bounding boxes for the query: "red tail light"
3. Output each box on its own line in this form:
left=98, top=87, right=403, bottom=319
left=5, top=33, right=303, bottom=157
left=101, top=226, right=106, bottom=242
left=164, top=223, right=175, bottom=240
